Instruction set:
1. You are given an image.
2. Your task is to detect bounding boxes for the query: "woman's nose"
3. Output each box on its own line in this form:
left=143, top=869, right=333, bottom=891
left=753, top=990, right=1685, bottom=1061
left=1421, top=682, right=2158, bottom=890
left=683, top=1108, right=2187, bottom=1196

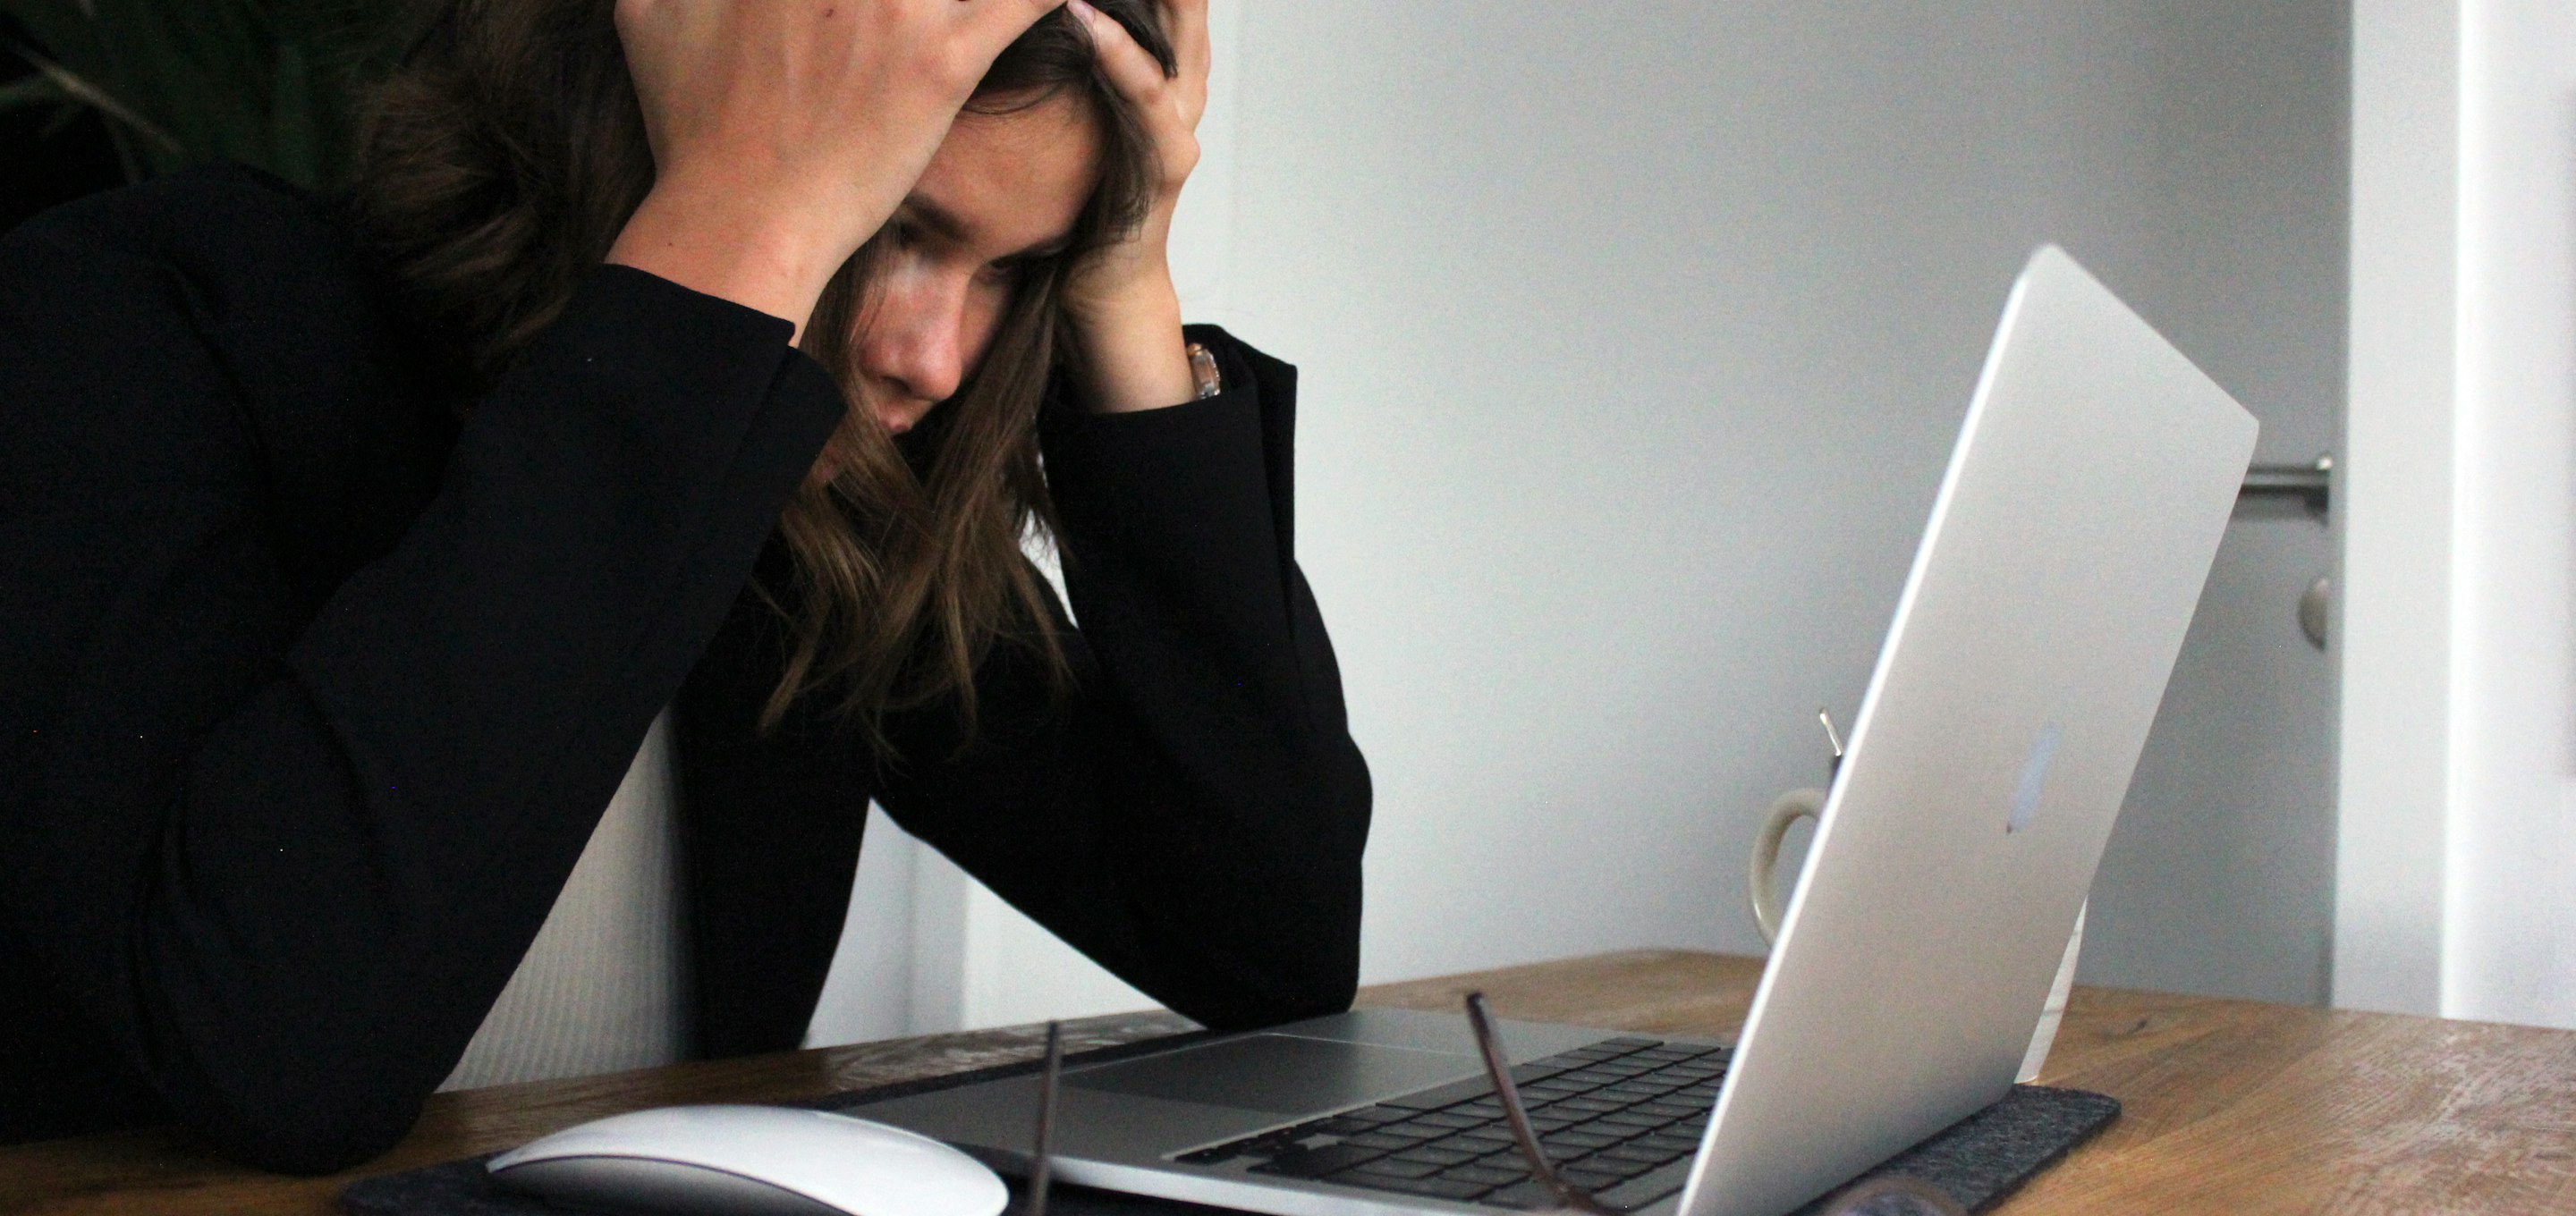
left=862, top=272, right=970, bottom=425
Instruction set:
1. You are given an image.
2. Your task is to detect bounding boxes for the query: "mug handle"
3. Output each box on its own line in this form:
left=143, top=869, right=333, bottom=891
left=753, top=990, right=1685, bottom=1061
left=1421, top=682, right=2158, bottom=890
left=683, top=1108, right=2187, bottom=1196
left=1748, top=787, right=1826, bottom=945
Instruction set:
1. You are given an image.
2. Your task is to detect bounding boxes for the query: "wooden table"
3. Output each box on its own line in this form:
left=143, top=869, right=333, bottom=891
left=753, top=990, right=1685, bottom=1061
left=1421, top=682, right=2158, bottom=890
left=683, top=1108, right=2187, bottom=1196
left=7, top=950, right=2576, bottom=1214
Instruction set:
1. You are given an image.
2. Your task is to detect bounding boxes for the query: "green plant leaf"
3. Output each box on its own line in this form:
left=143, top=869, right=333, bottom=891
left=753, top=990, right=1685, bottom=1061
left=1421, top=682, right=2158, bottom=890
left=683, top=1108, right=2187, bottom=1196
left=13, top=49, right=175, bottom=153
left=267, top=38, right=321, bottom=189
left=0, top=68, right=65, bottom=114
left=0, top=1, right=111, bottom=81
left=4, top=0, right=419, bottom=186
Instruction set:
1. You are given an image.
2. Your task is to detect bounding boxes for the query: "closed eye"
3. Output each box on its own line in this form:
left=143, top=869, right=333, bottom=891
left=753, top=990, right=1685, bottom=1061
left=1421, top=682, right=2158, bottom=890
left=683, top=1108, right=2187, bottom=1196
left=980, top=250, right=1055, bottom=286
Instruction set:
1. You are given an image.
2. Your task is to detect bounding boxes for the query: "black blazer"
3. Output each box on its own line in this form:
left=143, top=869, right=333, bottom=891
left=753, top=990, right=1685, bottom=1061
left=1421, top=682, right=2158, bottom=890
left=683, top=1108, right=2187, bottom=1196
left=0, top=166, right=1369, bottom=1172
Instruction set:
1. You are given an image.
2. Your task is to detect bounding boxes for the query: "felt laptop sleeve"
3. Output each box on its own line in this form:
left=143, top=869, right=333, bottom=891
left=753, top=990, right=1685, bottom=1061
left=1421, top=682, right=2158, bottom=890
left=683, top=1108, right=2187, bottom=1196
left=340, top=1031, right=2117, bottom=1216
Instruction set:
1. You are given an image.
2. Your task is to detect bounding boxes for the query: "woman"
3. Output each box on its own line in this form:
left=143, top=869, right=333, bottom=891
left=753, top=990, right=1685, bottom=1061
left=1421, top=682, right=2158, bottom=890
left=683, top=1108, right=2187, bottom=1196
left=0, top=0, right=1368, bottom=1172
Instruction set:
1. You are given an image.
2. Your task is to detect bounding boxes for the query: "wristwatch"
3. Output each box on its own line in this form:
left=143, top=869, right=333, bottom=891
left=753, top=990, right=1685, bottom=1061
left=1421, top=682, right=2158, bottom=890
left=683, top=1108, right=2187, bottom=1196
left=1185, top=342, right=1223, bottom=400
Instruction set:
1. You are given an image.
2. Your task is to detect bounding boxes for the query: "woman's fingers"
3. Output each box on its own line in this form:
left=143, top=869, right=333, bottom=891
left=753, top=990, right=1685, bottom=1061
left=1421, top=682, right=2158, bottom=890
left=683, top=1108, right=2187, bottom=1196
left=1070, top=0, right=1206, bottom=138
left=958, top=0, right=1070, bottom=67
left=606, top=0, right=1072, bottom=334
left=1056, top=0, right=1210, bottom=410
left=1165, top=0, right=1211, bottom=119
left=1068, top=2, right=1166, bottom=94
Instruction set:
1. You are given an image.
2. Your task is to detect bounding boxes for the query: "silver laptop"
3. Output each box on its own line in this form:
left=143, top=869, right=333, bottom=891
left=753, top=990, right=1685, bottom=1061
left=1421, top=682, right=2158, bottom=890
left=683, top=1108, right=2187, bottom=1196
left=853, top=247, right=2258, bottom=1216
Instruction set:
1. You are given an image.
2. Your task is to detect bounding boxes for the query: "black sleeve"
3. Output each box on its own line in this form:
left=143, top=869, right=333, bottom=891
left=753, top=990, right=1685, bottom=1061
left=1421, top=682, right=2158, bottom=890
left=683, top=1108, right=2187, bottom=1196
left=0, top=213, right=843, bottom=1170
left=869, top=328, right=1374, bottom=1030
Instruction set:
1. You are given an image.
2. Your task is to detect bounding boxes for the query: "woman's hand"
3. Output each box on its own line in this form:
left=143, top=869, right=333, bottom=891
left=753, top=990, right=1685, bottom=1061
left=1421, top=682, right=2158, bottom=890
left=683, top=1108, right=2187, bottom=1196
left=606, top=0, right=1061, bottom=337
left=1060, top=0, right=1209, bottom=413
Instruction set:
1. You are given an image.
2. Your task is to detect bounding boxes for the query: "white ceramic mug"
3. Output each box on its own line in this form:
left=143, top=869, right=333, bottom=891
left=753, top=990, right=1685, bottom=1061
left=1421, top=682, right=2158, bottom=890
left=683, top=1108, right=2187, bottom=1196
left=1749, top=789, right=2084, bottom=1084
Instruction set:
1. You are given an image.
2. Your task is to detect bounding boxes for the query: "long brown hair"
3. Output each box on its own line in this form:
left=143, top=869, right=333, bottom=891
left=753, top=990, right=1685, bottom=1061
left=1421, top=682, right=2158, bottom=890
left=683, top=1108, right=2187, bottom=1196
left=351, top=0, right=1176, bottom=747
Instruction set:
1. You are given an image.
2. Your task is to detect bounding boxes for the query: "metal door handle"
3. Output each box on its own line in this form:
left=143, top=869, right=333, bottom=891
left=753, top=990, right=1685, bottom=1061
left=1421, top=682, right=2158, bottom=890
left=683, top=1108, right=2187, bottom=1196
left=2240, top=454, right=2332, bottom=513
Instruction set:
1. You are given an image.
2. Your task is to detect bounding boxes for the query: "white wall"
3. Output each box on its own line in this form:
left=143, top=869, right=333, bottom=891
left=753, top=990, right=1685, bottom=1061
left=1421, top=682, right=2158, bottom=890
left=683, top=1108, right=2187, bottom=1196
left=2335, top=0, right=2459, bottom=1018
left=2445, top=0, right=2576, bottom=1027
left=2338, top=0, right=2576, bottom=1026
left=1224, top=1, right=2351, bottom=987
left=810, top=0, right=2364, bottom=1038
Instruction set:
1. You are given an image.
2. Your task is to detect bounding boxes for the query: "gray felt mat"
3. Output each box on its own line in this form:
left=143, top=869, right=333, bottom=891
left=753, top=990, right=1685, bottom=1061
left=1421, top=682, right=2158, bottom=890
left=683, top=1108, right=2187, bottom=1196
left=342, top=1035, right=2115, bottom=1216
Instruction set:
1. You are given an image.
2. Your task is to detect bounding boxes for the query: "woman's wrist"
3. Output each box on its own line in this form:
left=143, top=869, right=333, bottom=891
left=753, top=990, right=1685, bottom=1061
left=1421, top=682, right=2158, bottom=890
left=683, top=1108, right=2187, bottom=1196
left=1065, top=269, right=1197, bottom=414
left=606, top=182, right=852, bottom=341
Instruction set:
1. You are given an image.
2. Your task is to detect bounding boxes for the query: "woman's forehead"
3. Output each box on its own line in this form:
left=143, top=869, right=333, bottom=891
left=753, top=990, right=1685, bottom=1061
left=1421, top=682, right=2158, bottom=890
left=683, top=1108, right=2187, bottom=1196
left=905, top=94, right=1101, bottom=259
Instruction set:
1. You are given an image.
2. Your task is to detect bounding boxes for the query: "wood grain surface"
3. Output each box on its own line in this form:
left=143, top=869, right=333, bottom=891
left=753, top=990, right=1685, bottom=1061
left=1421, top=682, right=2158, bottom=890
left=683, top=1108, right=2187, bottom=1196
left=0, top=1010, right=1193, bottom=1216
left=5, top=950, right=2573, bottom=1214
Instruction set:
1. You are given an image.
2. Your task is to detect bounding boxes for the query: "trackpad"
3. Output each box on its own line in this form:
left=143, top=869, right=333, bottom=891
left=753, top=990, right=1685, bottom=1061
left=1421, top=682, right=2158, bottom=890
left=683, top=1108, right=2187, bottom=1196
left=1068, top=1034, right=1479, bottom=1115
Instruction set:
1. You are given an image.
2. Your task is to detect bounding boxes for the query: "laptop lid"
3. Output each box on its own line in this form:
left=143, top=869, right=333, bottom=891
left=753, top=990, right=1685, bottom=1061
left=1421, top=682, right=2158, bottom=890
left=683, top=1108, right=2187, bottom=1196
left=1675, top=245, right=2256, bottom=1216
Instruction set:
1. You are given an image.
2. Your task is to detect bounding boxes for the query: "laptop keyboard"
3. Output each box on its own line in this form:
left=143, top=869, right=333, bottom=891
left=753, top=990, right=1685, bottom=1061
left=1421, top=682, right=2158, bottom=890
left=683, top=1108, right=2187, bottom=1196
left=1174, top=1036, right=1729, bottom=1211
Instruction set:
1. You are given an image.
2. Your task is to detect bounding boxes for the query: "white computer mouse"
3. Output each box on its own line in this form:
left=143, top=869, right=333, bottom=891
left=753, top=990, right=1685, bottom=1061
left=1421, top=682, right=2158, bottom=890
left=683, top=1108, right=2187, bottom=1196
left=487, top=1103, right=1012, bottom=1216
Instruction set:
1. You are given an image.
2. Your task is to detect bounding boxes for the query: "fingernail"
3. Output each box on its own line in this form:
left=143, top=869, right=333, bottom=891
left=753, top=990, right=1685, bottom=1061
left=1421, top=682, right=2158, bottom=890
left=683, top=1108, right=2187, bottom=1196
left=1066, top=0, right=1097, bottom=22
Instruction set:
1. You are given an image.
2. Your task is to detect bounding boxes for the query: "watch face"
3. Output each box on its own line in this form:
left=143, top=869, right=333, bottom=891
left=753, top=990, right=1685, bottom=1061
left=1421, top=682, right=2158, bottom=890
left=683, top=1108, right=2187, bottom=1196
left=1187, top=342, right=1222, bottom=400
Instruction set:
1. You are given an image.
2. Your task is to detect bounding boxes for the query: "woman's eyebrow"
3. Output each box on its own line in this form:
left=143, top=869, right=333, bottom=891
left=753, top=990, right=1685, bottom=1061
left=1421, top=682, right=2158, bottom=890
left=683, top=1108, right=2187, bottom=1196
left=898, top=196, right=1074, bottom=263
left=996, top=235, right=1077, bottom=266
left=898, top=196, right=976, bottom=246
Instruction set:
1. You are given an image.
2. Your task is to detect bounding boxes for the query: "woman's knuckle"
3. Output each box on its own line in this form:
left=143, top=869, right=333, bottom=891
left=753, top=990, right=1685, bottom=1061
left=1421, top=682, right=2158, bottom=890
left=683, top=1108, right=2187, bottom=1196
left=918, top=40, right=973, bottom=89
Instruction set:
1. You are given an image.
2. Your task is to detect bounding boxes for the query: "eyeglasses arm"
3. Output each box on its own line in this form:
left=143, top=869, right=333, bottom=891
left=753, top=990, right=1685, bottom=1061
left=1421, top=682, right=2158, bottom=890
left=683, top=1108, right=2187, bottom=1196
left=1464, top=992, right=1616, bottom=1216
left=1024, top=1020, right=1063, bottom=1216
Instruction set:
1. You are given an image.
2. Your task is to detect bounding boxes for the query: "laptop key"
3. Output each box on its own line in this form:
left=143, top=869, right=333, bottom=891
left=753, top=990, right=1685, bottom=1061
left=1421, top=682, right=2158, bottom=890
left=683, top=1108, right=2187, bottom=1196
left=1542, top=1129, right=1623, bottom=1151
left=1343, top=1174, right=1492, bottom=1201
left=1443, top=1163, right=1531, bottom=1187
left=1480, top=1181, right=1563, bottom=1210
left=1351, top=1157, right=1446, bottom=1179
left=1184, top=1132, right=1292, bottom=1164
left=1598, top=1145, right=1679, bottom=1167
left=1572, top=1153, right=1657, bottom=1179
left=1343, top=1131, right=1419, bottom=1151
left=1379, top=1077, right=1498, bottom=1111
left=1552, top=1068, right=1623, bottom=1087
left=1391, top=1146, right=1479, bottom=1167
left=1251, top=1144, right=1385, bottom=1178
left=1596, top=1161, right=1697, bottom=1211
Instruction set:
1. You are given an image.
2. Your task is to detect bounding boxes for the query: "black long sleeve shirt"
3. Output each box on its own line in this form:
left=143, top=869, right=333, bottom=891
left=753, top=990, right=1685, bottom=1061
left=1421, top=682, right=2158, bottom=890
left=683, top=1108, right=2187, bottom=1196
left=0, top=165, right=1369, bottom=1172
